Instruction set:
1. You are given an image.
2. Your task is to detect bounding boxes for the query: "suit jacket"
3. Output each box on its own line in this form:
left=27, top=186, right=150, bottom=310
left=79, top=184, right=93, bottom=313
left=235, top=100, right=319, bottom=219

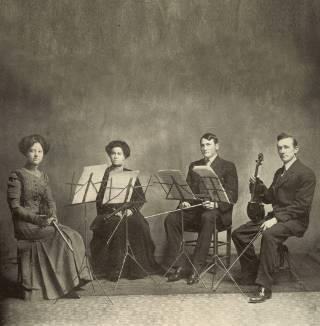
left=261, top=159, right=316, bottom=235
left=186, top=156, right=238, bottom=226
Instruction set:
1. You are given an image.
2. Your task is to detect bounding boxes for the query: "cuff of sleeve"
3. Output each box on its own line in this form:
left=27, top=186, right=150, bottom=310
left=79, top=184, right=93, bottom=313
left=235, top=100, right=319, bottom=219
left=34, top=215, right=48, bottom=227
left=10, top=200, right=21, bottom=209
left=219, top=203, right=233, bottom=213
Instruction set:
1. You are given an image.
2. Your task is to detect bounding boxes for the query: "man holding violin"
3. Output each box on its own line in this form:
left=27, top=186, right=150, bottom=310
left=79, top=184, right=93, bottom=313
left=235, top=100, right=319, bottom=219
left=164, top=132, right=238, bottom=285
left=232, top=133, right=316, bottom=303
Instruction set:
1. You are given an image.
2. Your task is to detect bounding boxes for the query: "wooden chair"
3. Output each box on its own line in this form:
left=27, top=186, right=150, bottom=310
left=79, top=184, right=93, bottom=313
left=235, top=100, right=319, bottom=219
left=16, top=239, right=36, bottom=300
left=185, top=225, right=232, bottom=268
left=277, top=243, right=305, bottom=289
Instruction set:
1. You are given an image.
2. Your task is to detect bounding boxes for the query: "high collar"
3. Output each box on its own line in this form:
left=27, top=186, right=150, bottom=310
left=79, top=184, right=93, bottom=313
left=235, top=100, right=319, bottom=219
left=24, top=163, right=40, bottom=171
left=283, top=156, right=297, bottom=172
left=204, top=154, right=218, bottom=166
left=109, top=165, right=124, bottom=173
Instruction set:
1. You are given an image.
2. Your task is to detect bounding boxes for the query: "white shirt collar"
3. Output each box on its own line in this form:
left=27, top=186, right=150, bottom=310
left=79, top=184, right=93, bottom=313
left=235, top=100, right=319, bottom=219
left=284, top=156, right=297, bottom=171
left=205, top=154, right=218, bottom=166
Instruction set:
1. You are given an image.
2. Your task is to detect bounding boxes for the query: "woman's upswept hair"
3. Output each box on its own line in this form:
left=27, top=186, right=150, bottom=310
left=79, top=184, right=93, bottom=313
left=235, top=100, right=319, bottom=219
left=18, top=134, right=50, bottom=155
left=105, top=140, right=130, bottom=158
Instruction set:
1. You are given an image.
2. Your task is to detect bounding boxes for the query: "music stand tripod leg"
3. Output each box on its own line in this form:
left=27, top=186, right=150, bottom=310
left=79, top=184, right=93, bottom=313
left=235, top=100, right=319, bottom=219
left=214, top=255, right=248, bottom=299
left=159, top=250, right=185, bottom=285
left=161, top=209, right=207, bottom=289
left=127, top=247, right=158, bottom=284
left=82, top=203, right=113, bottom=303
left=113, top=240, right=129, bottom=291
left=193, top=215, right=218, bottom=289
left=183, top=250, right=208, bottom=289
left=113, top=210, right=158, bottom=291
left=86, top=257, right=113, bottom=304
left=211, top=230, right=263, bottom=302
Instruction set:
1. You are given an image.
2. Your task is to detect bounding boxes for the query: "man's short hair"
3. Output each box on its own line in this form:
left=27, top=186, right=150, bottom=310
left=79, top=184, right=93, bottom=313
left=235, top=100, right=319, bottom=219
left=200, top=133, right=218, bottom=144
left=277, top=132, right=298, bottom=147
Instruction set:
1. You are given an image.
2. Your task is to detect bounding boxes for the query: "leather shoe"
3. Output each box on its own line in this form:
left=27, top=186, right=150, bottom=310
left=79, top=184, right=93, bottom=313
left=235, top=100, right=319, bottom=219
left=248, top=287, right=272, bottom=303
left=167, top=267, right=184, bottom=282
left=187, top=271, right=200, bottom=285
left=63, top=291, right=81, bottom=299
left=75, top=279, right=91, bottom=290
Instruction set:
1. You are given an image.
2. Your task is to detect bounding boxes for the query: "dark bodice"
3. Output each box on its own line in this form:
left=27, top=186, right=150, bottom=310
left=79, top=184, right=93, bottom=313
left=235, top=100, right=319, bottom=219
left=7, top=168, right=57, bottom=239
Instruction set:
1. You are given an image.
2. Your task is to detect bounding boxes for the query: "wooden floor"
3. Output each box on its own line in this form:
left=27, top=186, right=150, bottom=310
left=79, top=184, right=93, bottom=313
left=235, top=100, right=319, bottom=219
left=79, top=253, right=320, bottom=297
left=1, top=252, right=320, bottom=299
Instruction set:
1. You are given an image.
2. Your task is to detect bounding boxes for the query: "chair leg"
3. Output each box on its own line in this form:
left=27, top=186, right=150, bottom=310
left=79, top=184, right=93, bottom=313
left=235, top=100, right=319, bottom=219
left=226, top=228, right=231, bottom=268
left=279, top=245, right=306, bottom=290
left=17, top=253, right=21, bottom=284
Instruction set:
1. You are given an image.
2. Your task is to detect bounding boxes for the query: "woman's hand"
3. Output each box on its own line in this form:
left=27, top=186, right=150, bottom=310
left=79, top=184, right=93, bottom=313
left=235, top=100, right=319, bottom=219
left=47, top=216, right=56, bottom=225
left=36, top=214, right=49, bottom=227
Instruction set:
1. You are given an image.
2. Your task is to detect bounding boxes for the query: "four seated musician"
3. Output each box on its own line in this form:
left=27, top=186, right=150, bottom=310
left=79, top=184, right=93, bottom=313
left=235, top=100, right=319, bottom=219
left=90, top=140, right=159, bottom=281
left=164, top=133, right=238, bottom=284
left=6, top=132, right=316, bottom=297
left=7, top=134, right=92, bottom=300
left=232, top=133, right=316, bottom=303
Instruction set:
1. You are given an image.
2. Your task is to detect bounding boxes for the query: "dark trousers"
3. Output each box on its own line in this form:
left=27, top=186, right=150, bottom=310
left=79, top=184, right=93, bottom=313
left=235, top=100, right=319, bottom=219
left=232, top=221, right=294, bottom=289
left=164, top=207, right=224, bottom=269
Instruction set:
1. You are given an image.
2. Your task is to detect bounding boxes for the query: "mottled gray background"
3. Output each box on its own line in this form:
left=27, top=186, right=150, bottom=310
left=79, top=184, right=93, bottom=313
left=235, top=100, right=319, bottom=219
left=0, top=0, right=319, bottom=266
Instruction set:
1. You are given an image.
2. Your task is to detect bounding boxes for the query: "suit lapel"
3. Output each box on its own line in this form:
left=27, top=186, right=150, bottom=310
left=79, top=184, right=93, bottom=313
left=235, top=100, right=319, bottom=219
left=274, top=170, right=289, bottom=188
left=275, top=160, right=299, bottom=189
left=210, top=156, right=221, bottom=175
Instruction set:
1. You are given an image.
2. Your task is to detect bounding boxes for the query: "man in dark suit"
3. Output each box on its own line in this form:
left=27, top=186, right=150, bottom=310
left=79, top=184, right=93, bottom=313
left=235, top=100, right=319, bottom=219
left=164, top=133, right=238, bottom=284
left=232, top=133, right=316, bottom=303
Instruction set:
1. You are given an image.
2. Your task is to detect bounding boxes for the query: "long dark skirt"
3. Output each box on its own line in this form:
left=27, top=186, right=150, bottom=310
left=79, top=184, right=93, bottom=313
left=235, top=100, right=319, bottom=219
left=90, top=213, right=158, bottom=280
left=17, top=223, right=92, bottom=300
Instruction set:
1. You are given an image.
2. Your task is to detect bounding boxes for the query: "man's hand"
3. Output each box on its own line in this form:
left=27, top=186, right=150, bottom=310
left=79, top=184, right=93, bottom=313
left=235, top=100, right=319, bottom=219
left=180, top=201, right=191, bottom=209
left=47, top=216, right=57, bottom=225
left=260, top=217, right=277, bottom=231
left=202, top=201, right=218, bottom=210
left=249, top=176, right=257, bottom=184
left=249, top=176, right=265, bottom=195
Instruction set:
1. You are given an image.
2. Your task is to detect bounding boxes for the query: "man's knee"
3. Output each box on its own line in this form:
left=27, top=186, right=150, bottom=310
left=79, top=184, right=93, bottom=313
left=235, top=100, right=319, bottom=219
left=201, top=209, right=219, bottom=224
left=231, top=226, right=242, bottom=242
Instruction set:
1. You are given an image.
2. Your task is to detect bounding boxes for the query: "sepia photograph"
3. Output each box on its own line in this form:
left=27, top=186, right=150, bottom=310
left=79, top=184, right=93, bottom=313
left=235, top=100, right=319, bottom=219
left=0, top=1, right=319, bottom=325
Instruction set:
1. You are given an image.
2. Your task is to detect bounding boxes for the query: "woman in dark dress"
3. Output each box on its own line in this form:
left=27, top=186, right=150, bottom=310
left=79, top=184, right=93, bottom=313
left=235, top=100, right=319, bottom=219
left=7, top=134, right=92, bottom=300
left=90, top=140, right=158, bottom=281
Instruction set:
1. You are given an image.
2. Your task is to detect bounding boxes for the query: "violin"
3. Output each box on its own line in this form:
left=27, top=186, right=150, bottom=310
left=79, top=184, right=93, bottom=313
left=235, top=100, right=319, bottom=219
left=247, top=153, right=265, bottom=222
